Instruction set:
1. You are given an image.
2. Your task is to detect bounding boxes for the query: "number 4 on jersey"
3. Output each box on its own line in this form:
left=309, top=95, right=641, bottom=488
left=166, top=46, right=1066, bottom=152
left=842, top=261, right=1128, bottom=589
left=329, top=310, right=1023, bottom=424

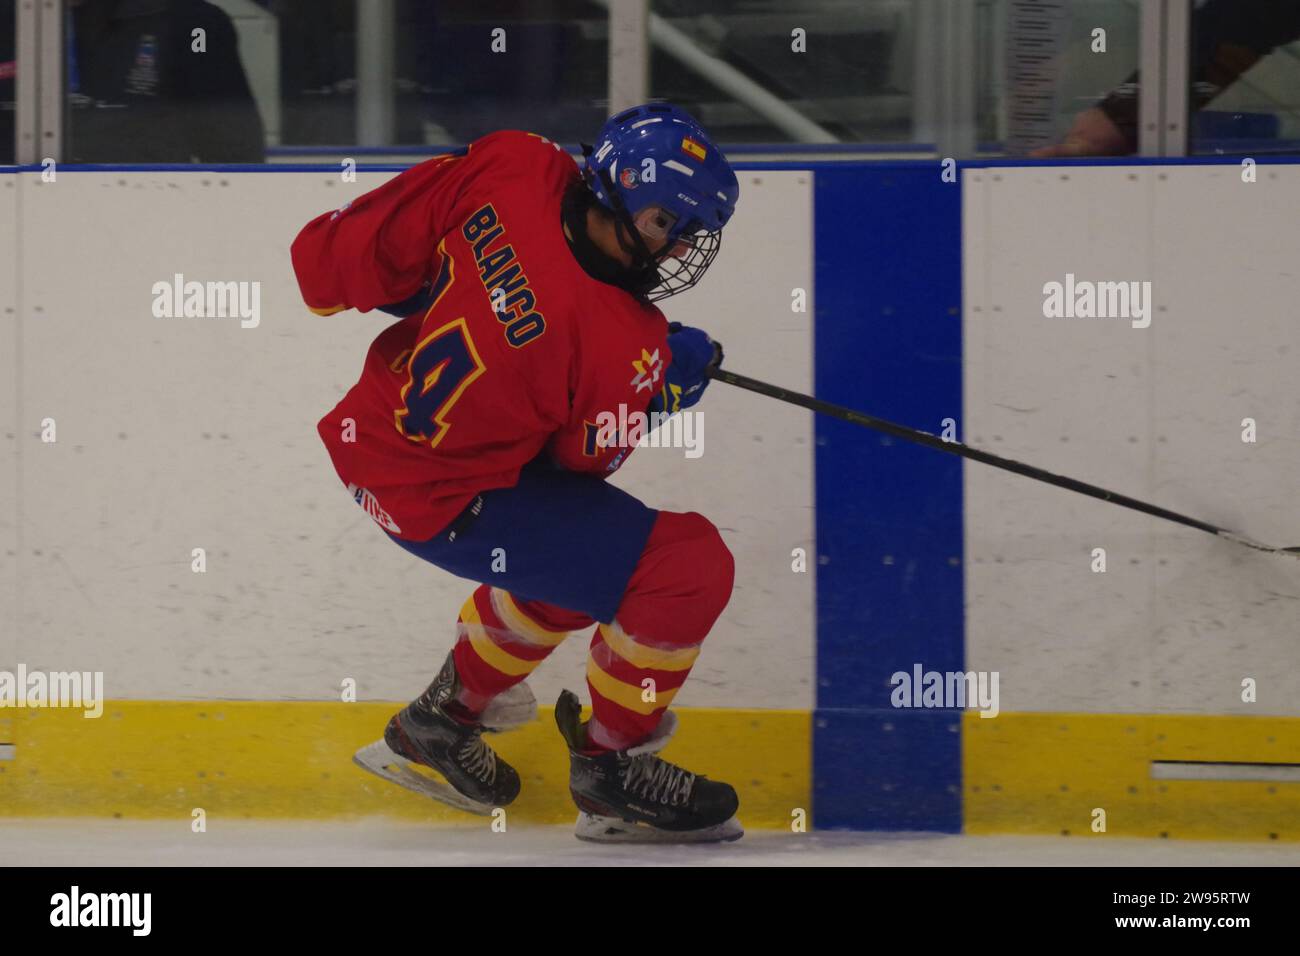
left=394, top=316, right=487, bottom=447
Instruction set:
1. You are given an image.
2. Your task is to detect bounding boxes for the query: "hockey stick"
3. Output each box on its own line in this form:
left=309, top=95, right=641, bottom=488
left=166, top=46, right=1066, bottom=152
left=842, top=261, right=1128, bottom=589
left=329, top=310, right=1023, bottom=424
left=707, top=367, right=1300, bottom=558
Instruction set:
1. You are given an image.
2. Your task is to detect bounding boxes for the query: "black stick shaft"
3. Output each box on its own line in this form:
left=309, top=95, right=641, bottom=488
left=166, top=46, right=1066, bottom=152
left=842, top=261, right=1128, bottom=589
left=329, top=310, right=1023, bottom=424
left=708, top=367, right=1226, bottom=538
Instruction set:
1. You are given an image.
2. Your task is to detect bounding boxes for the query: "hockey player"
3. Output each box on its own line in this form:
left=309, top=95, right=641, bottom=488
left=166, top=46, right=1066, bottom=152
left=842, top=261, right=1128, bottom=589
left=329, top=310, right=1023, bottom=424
left=291, top=104, right=743, bottom=843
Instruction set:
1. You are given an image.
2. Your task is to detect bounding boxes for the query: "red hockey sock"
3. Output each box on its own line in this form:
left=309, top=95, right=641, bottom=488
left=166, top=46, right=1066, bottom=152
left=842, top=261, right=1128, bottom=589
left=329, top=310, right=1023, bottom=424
left=449, top=585, right=592, bottom=708
left=584, top=511, right=735, bottom=750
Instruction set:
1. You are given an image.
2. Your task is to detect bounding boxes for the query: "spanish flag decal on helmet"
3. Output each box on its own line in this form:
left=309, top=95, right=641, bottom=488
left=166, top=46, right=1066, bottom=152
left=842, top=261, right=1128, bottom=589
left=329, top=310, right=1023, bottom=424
left=680, top=136, right=708, bottom=161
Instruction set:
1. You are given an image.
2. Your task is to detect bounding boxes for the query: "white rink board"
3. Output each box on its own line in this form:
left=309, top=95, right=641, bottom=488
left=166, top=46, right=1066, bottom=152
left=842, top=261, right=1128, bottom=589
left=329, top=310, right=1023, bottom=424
left=10, top=169, right=814, bottom=709
left=963, top=164, right=1300, bottom=716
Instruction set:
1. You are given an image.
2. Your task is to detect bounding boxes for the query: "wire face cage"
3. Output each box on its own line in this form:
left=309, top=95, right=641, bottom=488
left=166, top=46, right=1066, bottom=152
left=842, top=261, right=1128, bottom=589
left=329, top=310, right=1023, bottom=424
left=645, top=227, right=723, bottom=303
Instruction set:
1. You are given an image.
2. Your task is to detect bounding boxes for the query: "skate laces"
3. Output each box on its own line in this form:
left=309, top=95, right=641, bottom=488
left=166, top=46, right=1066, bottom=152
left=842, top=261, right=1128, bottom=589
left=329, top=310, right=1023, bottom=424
left=620, top=753, right=696, bottom=806
left=458, top=733, right=497, bottom=784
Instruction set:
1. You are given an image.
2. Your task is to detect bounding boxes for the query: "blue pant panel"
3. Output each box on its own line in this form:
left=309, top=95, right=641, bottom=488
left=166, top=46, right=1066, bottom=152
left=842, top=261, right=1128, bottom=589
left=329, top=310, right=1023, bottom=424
left=387, top=461, right=659, bottom=623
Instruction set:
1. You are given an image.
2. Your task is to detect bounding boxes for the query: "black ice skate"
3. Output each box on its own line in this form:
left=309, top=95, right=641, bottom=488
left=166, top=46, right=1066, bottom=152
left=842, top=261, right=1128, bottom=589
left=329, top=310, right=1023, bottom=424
left=352, top=651, right=528, bottom=815
left=554, top=689, right=743, bottom=844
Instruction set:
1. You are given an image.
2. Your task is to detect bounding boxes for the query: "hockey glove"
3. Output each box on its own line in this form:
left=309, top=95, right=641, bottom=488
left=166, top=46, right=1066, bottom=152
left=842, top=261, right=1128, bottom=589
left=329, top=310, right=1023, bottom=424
left=647, top=322, right=723, bottom=416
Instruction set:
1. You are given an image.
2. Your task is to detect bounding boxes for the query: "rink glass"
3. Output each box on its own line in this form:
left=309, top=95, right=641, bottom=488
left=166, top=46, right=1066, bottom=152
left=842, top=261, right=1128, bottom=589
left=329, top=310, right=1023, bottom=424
left=19, top=0, right=1205, bottom=161
left=1186, top=4, right=1300, bottom=156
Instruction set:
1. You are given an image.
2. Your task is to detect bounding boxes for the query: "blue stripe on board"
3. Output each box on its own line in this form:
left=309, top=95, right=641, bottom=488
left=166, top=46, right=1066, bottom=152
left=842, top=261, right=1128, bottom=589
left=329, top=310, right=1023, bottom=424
left=261, top=139, right=1300, bottom=158
left=812, top=166, right=964, bottom=832
left=264, top=142, right=942, bottom=157
left=0, top=164, right=414, bottom=173
left=4, top=156, right=1297, bottom=176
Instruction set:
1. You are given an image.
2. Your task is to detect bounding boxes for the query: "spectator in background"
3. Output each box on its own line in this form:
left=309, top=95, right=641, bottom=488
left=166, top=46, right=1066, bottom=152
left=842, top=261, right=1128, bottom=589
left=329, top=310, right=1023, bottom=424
left=29, top=0, right=261, bottom=163
left=66, top=0, right=263, bottom=162
left=1, top=0, right=15, bottom=163
left=1034, top=0, right=1300, bottom=157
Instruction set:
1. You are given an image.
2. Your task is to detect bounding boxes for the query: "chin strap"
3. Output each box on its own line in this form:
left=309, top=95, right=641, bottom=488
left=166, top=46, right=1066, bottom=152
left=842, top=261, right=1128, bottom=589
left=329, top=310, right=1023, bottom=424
left=562, top=185, right=633, bottom=288
left=577, top=144, right=664, bottom=297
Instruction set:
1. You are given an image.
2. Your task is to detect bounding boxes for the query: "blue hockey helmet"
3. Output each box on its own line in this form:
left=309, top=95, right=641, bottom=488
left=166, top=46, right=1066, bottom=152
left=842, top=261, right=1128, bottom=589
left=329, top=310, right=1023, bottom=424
left=582, top=103, right=739, bottom=301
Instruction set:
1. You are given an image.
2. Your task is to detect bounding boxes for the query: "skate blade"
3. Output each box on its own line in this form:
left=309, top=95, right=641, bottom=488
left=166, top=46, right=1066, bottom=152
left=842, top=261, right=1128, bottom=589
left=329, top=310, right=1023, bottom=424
left=480, top=681, right=537, bottom=733
left=353, top=740, right=496, bottom=816
left=573, top=812, right=745, bottom=845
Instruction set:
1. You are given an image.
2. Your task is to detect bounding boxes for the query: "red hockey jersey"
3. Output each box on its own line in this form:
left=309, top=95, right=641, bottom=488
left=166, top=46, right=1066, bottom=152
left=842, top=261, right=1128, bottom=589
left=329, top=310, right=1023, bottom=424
left=292, top=131, right=671, bottom=541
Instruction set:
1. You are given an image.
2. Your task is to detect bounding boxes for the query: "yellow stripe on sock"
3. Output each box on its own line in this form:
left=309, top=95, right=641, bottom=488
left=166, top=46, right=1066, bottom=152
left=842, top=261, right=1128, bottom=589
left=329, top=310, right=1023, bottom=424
left=597, top=622, right=699, bottom=673
left=586, top=657, right=679, bottom=715
left=460, top=597, right=538, bottom=678
left=492, top=590, right=573, bottom=648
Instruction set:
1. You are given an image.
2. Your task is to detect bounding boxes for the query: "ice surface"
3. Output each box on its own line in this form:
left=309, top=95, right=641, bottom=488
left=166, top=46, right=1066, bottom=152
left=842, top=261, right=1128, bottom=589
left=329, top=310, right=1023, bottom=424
left=2, top=819, right=1296, bottom=867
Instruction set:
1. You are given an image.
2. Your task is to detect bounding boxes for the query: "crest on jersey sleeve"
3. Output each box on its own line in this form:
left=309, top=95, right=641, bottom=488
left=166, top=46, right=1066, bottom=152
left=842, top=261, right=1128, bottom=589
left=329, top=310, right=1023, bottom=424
left=629, top=347, right=664, bottom=393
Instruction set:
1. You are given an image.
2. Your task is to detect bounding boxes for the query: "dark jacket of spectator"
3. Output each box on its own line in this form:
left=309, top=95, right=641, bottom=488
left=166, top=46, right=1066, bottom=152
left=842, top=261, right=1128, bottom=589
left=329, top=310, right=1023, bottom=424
left=0, top=0, right=264, bottom=163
